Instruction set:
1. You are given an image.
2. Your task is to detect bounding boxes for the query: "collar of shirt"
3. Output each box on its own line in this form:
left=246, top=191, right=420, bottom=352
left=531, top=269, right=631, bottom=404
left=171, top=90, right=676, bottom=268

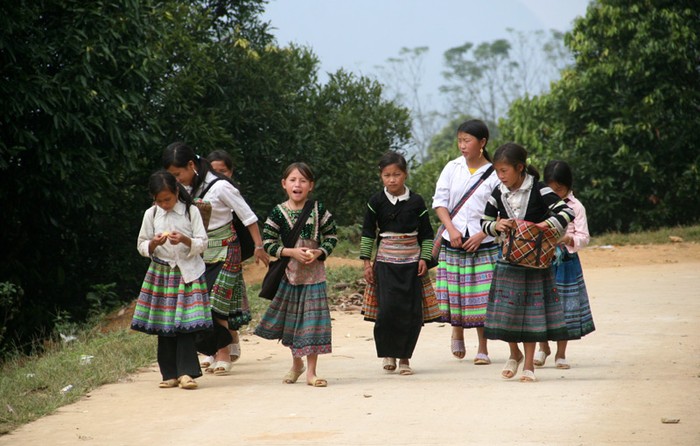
left=384, top=186, right=410, bottom=205
left=156, top=200, right=186, bottom=217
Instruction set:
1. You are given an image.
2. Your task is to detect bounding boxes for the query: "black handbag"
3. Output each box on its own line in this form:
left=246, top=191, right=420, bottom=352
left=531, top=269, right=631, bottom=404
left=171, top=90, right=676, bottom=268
left=259, top=200, right=315, bottom=300
left=198, top=178, right=256, bottom=261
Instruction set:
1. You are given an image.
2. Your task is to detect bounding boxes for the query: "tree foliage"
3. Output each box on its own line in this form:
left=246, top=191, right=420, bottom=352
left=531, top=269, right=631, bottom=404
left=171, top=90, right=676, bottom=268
left=500, top=0, right=700, bottom=233
left=0, top=0, right=410, bottom=352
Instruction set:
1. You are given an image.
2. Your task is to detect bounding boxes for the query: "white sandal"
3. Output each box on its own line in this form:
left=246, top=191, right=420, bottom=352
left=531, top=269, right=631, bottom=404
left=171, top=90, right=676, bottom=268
left=533, top=350, right=549, bottom=367
left=555, top=358, right=570, bottom=369
left=213, top=361, right=232, bottom=375
left=229, top=343, right=241, bottom=363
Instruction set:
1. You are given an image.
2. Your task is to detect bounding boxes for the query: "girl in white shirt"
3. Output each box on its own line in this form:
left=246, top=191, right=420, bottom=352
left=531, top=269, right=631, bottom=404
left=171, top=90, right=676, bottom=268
left=164, top=142, right=269, bottom=376
left=432, top=120, right=501, bottom=365
left=131, top=171, right=212, bottom=390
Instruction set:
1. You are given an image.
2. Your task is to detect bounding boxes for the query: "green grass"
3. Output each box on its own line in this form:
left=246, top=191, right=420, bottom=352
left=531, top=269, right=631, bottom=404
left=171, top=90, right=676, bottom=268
left=590, top=224, right=700, bottom=246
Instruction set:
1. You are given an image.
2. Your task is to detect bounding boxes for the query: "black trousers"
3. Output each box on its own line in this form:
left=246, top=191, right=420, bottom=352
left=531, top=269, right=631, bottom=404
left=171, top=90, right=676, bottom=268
left=157, top=333, right=203, bottom=380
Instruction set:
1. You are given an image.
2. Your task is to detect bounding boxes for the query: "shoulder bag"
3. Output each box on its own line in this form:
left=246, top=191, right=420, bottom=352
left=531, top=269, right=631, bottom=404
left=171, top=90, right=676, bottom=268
left=259, top=200, right=315, bottom=300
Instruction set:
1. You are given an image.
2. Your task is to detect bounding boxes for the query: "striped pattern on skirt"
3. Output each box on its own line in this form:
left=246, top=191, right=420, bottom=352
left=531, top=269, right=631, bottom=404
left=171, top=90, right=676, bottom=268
left=254, top=280, right=332, bottom=357
left=208, top=223, right=251, bottom=330
left=362, top=274, right=440, bottom=322
left=435, top=243, right=498, bottom=328
left=484, top=261, right=569, bottom=342
left=555, top=253, right=595, bottom=339
left=131, top=259, right=213, bottom=336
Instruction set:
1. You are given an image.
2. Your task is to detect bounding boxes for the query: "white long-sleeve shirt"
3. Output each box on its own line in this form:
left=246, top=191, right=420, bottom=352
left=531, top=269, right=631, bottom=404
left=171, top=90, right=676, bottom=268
left=191, top=172, right=258, bottom=230
left=137, top=201, right=208, bottom=283
left=432, top=156, right=500, bottom=242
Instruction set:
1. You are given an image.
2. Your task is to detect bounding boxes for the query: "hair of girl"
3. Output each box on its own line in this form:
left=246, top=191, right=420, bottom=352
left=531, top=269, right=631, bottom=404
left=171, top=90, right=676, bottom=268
left=163, top=141, right=236, bottom=192
left=543, top=160, right=573, bottom=191
left=457, top=119, right=492, bottom=162
left=282, top=162, right=315, bottom=182
left=148, top=170, right=194, bottom=217
left=207, top=149, right=234, bottom=172
left=378, top=151, right=408, bottom=173
left=493, top=142, right=540, bottom=181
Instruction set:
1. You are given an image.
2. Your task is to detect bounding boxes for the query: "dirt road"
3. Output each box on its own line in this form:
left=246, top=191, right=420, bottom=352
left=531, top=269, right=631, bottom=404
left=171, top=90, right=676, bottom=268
left=1, top=244, right=699, bottom=445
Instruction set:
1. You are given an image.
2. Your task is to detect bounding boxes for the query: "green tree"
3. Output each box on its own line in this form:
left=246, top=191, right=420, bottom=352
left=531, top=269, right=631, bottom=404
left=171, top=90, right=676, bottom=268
left=501, top=0, right=700, bottom=232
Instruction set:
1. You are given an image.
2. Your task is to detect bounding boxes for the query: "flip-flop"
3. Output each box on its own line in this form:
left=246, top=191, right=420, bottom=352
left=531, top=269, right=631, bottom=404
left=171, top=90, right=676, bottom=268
left=533, top=350, right=549, bottom=367
left=555, top=358, right=570, bottom=369
left=282, top=366, right=306, bottom=384
left=473, top=353, right=491, bottom=365
left=398, top=364, right=413, bottom=375
left=519, top=369, right=537, bottom=382
left=307, top=377, right=328, bottom=387
left=451, top=338, right=466, bottom=359
left=382, top=357, right=397, bottom=371
left=213, top=360, right=232, bottom=376
left=501, top=357, right=524, bottom=379
left=158, top=378, right=179, bottom=388
left=178, top=375, right=198, bottom=389
left=229, top=343, right=241, bottom=363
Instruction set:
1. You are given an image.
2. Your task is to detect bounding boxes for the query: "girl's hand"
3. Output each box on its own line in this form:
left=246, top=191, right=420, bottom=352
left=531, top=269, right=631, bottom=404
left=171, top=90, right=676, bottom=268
left=153, top=232, right=168, bottom=246
left=447, top=227, right=462, bottom=248
left=301, top=248, right=321, bottom=265
left=167, top=231, right=190, bottom=247
left=461, top=231, right=487, bottom=252
left=254, top=247, right=270, bottom=267
left=364, top=262, right=374, bottom=285
left=495, top=218, right=515, bottom=233
left=561, top=234, right=574, bottom=246
left=286, top=247, right=314, bottom=263
left=417, top=259, right=427, bottom=277
left=535, top=222, right=550, bottom=231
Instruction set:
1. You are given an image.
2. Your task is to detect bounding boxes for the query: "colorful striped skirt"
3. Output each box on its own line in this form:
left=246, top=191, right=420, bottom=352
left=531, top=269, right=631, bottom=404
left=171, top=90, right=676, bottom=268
left=131, top=259, right=213, bottom=336
left=254, top=280, right=332, bottom=358
left=555, top=252, right=595, bottom=339
left=362, top=274, right=440, bottom=322
left=484, top=261, right=569, bottom=342
left=206, top=223, right=251, bottom=330
left=435, top=242, right=499, bottom=328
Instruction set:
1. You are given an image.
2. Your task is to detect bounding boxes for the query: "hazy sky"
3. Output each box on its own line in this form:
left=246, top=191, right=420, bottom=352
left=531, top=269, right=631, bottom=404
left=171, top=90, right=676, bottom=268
left=261, top=0, right=591, bottom=95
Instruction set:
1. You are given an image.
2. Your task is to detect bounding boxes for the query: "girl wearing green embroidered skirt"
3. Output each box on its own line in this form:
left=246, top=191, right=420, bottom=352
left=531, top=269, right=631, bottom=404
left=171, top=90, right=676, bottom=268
left=164, top=142, right=269, bottom=376
left=132, top=171, right=212, bottom=390
left=255, top=163, right=337, bottom=387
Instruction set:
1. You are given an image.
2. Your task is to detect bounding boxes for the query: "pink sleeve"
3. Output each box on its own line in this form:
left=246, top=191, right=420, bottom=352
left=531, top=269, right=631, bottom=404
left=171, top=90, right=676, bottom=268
left=566, top=198, right=590, bottom=253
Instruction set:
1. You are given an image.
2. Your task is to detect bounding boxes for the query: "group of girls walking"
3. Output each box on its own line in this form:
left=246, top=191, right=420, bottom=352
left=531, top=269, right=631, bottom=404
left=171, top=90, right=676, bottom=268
left=131, top=118, right=595, bottom=390
left=361, top=119, right=595, bottom=383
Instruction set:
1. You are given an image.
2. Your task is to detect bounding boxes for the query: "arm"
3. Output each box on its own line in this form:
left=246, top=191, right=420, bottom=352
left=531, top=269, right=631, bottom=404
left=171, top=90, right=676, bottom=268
left=246, top=221, right=269, bottom=266
left=137, top=207, right=167, bottom=257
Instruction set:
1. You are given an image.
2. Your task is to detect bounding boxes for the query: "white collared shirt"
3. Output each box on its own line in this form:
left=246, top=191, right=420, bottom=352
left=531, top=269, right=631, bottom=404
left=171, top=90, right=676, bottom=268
left=432, top=156, right=500, bottom=241
left=191, top=172, right=258, bottom=230
left=137, top=201, right=208, bottom=283
left=384, top=185, right=410, bottom=204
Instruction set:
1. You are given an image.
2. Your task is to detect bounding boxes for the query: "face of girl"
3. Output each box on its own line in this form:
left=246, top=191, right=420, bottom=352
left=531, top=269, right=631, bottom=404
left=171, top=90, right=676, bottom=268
left=166, top=160, right=196, bottom=186
left=381, top=163, right=407, bottom=196
left=457, top=131, right=484, bottom=160
left=547, top=181, right=570, bottom=199
left=282, top=168, right=313, bottom=206
left=154, top=189, right=178, bottom=212
left=211, top=160, right=233, bottom=178
left=494, top=160, right=524, bottom=191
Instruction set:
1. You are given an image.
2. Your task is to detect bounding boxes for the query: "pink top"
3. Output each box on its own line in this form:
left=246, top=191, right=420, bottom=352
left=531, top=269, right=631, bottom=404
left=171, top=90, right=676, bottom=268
left=563, top=191, right=590, bottom=253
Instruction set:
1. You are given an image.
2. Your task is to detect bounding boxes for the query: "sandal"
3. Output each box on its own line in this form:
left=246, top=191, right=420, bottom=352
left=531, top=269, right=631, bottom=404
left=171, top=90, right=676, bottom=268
left=382, top=357, right=397, bottom=371
left=473, top=353, right=491, bottom=365
left=307, top=377, right=328, bottom=387
left=398, top=363, right=413, bottom=375
left=229, top=343, right=241, bottom=363
left=501, top=357, right=524, bottom=379
left=519, top=369, right=537, bottom=382
left=533, top=350, right=549, bottom=367
left=555, top=358, right=570, bottom=369
left=213, top=361, right=232, bottom=376
left=282, top=366, right=306, bottom=384
left=451, top=338, right=466, bottom=359
left=178, top=375, right=198, bottom=389
left=200, top=355, right=215, bottom=369
left=158, top=378, right=179, bottom=388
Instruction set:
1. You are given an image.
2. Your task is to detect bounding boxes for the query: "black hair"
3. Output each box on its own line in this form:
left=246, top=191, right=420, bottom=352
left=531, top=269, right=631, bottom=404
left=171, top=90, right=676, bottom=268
left=282, top=162, right=315, bottom=182
left=493, top=142, right=540, bottom=181
left=148, top=170, right=193, bottom=216
left=457, top=119, right=492, bottom=162
left=207, top=149, right=234, bottom=173
left=378, top=151, right=408, bottom=174
left=162, top=141, right=235, bottom=195
left=544, top=160, right=573, bottom=190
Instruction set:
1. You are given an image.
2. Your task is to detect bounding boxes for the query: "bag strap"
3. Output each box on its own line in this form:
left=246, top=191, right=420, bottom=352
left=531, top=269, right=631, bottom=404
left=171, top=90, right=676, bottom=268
left=282, top=200, right=315, bottom=248
left=197, top=178, right=222, bottom=199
